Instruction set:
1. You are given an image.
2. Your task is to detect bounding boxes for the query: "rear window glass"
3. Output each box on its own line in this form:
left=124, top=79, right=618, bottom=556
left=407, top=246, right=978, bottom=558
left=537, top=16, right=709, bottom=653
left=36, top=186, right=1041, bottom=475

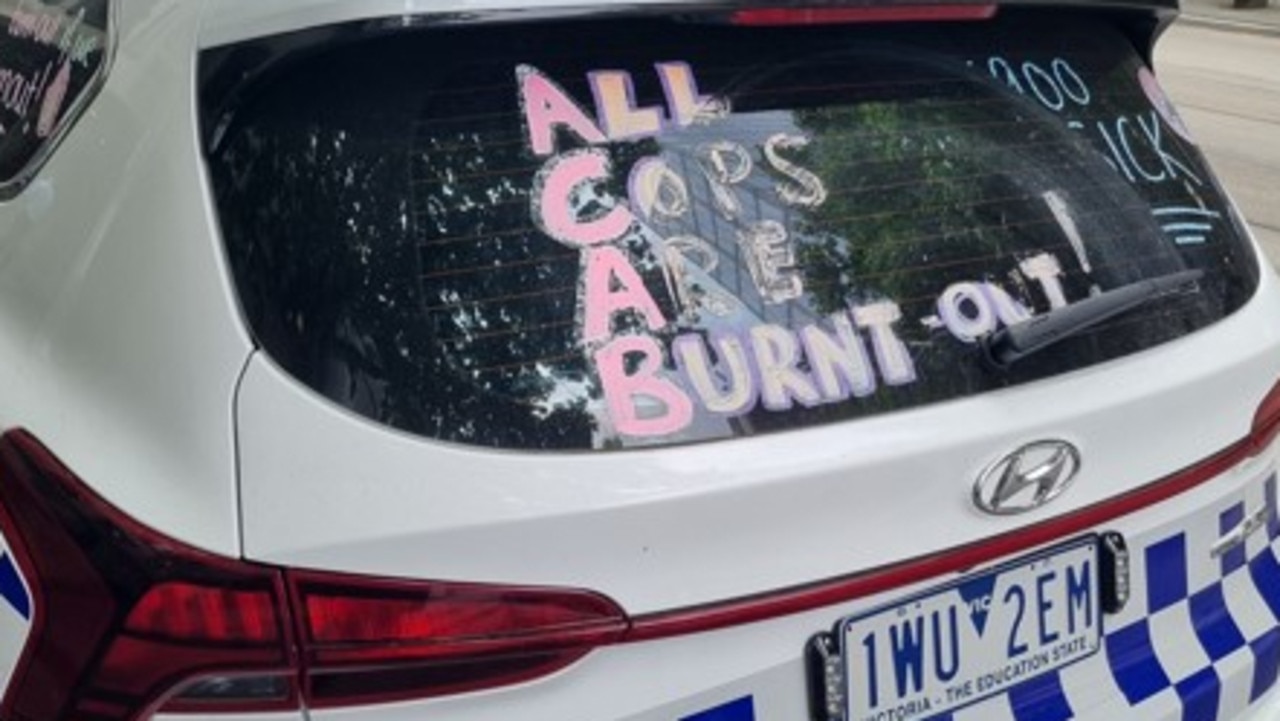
left=205, top=10, right=1259, bottom=450
left=0, top=0, right=110, bottom=194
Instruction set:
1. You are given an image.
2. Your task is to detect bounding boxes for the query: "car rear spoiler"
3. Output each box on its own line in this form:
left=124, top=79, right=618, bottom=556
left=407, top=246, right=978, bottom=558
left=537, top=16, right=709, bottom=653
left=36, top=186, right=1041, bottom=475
left=197, top=0, right=1177, bottom=153
left=198, top=0, right=1177, bottom=52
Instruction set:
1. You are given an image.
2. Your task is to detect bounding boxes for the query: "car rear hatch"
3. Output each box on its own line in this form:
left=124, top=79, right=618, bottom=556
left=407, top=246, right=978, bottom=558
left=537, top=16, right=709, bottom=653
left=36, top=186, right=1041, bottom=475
left=199, top=2, right=1280, bottom=718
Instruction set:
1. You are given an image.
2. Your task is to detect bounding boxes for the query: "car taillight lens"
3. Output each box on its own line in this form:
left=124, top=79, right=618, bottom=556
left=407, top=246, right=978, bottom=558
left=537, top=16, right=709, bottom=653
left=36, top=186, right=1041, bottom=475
left=1252, top=377, right=1280, bottom=453
left=0, top=431, right=295, bottom=721
left=293, top=575, right=627, bottom=707
left=0, top=431, right=628, bottom=720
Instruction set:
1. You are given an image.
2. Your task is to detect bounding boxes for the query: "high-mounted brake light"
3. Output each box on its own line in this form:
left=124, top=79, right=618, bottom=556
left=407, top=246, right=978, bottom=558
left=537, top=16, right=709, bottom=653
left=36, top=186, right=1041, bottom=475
left=730, top=5, right=997, bottom=26
left=0, top=431, right=628, bottom=720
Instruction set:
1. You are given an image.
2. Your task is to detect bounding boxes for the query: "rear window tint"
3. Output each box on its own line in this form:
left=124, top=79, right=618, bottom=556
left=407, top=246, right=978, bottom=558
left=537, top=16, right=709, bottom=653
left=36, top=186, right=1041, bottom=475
left=0, top=0, right=110, bottom=195
left=206, top=10, right=1259, bottom=450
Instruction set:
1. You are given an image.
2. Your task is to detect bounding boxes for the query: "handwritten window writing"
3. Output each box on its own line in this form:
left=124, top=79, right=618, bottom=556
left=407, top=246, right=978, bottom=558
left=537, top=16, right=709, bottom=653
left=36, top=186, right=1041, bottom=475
left=983, top=55, right=1215, bottom=248
left=515, top=53, right=1226, bottom=438
left=520, top=63, right=926, bottom=436
left=0, top=0, right=108, bottom=195
left=209, top=12, right=1258, bottom=450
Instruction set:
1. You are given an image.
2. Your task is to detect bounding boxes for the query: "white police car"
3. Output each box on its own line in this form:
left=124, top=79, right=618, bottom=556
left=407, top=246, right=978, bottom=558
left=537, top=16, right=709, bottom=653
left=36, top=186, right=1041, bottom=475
left=1, top=1, right=1280, bottom=720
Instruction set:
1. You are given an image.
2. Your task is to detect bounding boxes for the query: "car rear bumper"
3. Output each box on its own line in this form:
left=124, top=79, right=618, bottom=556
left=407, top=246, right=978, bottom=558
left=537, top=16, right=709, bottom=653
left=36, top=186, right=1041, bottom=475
left=152, top=440, right=1276, bottom=721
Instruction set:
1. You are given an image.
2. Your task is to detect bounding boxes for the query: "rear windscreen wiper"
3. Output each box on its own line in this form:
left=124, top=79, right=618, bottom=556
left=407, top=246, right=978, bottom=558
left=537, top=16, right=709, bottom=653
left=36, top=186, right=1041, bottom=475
left=982, top=269, right=1205, bottom=370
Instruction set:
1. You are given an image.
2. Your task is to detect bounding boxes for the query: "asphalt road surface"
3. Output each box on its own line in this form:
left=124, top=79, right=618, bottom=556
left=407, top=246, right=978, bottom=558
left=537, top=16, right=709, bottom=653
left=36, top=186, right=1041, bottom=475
left=1156, top=22, right=1280, bottom=265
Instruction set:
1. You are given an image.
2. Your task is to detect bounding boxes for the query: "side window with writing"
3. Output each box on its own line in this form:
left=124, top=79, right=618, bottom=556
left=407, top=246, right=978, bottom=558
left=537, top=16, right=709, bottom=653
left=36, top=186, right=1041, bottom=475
left=0, top=0, right=110, bottom=198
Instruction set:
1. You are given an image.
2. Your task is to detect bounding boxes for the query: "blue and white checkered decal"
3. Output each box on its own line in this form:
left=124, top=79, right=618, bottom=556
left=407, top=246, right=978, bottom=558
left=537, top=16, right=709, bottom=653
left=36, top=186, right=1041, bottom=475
left=682, top=696, right=756, bottom=721
left=673, top=471, right=1280, bottom=721
left=924, top=472, right=1280, bottom=721
left=0, top=534, right=31, bottom=693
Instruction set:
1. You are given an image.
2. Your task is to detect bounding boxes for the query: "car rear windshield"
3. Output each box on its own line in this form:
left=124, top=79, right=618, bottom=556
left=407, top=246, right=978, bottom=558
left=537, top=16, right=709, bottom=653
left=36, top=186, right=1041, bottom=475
left=204, top=9, right=1259, bottom=450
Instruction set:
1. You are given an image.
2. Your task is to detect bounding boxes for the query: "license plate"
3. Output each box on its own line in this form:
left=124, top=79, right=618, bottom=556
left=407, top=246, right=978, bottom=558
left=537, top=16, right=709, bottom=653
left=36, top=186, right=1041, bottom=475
left=837, top=539, right=1101, bottom=721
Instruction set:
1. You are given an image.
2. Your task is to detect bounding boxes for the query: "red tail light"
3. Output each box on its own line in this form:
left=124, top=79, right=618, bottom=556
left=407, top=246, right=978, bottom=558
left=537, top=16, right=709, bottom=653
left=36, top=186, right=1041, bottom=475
left=1252, top=377, right=1280, bottom=453
left=0, top=431, right=295, bottom=721
left=730, top=5, right=997, bottom=26
left=292, top=574, right=628, bottom=707
left=0, top=431, right=628, bottom=720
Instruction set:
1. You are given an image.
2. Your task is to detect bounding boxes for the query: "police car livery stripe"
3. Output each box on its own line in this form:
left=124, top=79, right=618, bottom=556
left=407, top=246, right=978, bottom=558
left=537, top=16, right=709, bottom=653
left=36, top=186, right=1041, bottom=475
left=681, top=696, right=756, bottom=721
left=936, top=472, right=1280, bottom=721
left=1082, top=476, right=1280, bottom=720
left=0, top=552, right=28, bottom=621
left=1220, top=505, right=1248, bottom=578
left=1008, top=671, right=1072, bottom=721
left=678, top=473, right=1280, bottom=721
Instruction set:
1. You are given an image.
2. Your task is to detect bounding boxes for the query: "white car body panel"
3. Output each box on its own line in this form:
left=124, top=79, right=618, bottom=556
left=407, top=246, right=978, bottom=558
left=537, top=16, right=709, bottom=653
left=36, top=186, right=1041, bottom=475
left=1, top=1, right=1279, bottom=720
left=0, top=0, right=251, bottom=556
left=237, top=276, right=1280, bottom=612
left=1241, top=686, right=1280, bottom=721
left=241, top=443, right=1280, bottom=721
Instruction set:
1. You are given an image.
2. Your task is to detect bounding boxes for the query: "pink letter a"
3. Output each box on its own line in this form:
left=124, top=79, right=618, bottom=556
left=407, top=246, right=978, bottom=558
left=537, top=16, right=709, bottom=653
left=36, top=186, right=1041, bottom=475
left=582, top=246, right=667, bottom=343
left=518, top=65, right=607, bottom=156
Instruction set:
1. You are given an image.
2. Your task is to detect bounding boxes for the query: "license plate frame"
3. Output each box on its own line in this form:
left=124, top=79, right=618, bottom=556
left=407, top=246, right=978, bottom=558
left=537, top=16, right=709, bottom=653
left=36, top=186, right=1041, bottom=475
left=820, top=537, right=1102, bottom=721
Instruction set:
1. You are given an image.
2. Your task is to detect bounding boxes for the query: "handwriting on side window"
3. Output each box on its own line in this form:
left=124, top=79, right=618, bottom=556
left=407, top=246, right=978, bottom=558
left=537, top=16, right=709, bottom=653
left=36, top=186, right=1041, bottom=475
left=0, top=0, right=101, bottom=140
